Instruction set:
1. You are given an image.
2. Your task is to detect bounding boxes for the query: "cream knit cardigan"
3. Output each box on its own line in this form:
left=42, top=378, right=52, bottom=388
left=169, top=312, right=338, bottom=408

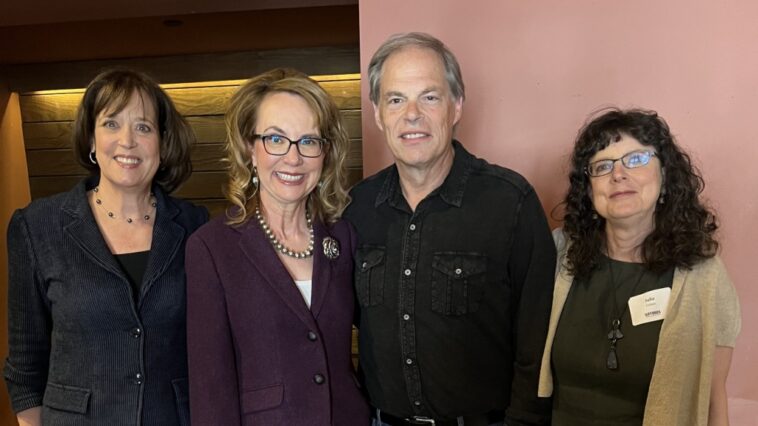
left=538, top=229, right=741, bottom=426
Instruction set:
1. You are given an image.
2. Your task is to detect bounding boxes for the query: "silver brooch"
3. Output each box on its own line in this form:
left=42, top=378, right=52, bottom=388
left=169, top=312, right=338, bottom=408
left=322, top=237, right=340, bottom=260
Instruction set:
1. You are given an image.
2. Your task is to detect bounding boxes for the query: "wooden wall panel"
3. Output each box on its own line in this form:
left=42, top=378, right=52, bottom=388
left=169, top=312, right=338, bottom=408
left=23, top=122, right=74, bottom=150
left=20, top=93, right=82, bottom=123
left=26, top=150, right=84, bottom=176
left=20, top=80, right=361, bottom=122
left=20, top=75, right=363, bottom=218
left=29, top=176, right=84, bottom=199
left=2, top=46, right=360, bottom=94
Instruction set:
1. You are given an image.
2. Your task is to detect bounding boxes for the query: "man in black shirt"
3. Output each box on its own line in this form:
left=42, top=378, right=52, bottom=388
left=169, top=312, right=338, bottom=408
left=343, top=32, right=556, bottom=426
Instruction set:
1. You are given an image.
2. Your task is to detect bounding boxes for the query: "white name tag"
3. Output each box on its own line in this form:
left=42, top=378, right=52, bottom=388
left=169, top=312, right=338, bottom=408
left=628, top=287, right=671, bottom=326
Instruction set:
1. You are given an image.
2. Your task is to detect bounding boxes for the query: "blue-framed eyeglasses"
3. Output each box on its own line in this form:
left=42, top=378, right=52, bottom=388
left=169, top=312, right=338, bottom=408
left=253, top=134, right=327, bottom=158
left=586, top=150, right=657, bottom=177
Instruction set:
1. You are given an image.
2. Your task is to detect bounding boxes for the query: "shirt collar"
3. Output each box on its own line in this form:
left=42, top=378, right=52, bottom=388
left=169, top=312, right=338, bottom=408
left=374, top=140, right=474, bottom=209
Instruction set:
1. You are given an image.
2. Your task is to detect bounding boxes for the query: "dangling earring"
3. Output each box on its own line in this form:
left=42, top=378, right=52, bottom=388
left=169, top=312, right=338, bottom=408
left=247, top=167, right=260, bottom=201
left=658, top=188, right=666, bottom=204
left=592, top=212, right=599, bottom=220
left=89, top=151, right=97, bottom=165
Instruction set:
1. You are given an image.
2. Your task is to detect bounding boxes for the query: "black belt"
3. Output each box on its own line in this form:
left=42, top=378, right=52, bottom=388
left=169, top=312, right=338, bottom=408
left=372, top=409, right=504, bottom=426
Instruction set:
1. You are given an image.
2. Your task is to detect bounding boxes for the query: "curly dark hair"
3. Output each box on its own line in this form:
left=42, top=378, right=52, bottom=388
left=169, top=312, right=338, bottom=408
left=561, top=108, right=718, bottom=278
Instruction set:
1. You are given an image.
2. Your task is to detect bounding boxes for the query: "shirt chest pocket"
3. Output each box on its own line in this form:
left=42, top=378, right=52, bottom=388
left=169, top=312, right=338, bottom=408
left=355, top=246, right=386, bottom=307
left=431, top=253, right=487, bottom=316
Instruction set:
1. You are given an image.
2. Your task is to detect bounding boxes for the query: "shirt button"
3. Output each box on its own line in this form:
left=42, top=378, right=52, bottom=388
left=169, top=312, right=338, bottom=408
left=403, top=313, right=410, bottom=321
left=404, top=269, right=411, bottom=276
left=361, top=262, right=368, bottom=270
left=307, top=331, right=318, bottom=341
left=414, top=400, right=422, bottom=407
left=134, top=373, right=143, bottom=385
left=313, top=374, right=325, bottom=385
left=455, top=268, right=462, bottom=275
left=131, top=327, right=142, bottom=338
left=405, top=358, right=413, bottom=365
left=409, top=224, right=416, bottom=231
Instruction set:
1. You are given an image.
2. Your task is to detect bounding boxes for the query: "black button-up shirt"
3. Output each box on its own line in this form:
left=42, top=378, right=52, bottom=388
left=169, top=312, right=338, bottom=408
left=344, top=141, right=555, bottom=424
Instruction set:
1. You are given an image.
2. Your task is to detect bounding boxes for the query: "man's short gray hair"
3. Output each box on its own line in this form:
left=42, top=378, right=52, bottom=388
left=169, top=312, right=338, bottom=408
left=368, top=32, right=465, bottom=105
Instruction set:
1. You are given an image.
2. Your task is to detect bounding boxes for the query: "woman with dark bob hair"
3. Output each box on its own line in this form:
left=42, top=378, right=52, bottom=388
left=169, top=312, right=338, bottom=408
left=185, top=68, right=369, bottom=425
left=538, top=108, right=740, bottom=425
left=4, top=68, right=207, bottom=426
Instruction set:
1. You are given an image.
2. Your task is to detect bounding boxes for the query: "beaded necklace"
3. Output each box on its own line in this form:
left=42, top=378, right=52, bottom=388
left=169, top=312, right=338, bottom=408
left=255, top=206, right=314, bottom=259
left=93, top=186, right=156, bottom=224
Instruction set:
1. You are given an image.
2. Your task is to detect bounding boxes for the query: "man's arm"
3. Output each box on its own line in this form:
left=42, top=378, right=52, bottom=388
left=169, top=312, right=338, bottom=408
left=505, top=189, right=556, bottom=426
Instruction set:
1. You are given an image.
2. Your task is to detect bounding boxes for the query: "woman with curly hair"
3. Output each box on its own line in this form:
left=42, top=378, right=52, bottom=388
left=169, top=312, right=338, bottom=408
left=185, top=68, right=369, bottom=425
left=538, top=108, right=740, bottom=425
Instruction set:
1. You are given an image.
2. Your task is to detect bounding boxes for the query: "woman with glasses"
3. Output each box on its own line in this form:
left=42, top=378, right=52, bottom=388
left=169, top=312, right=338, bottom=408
left=185, top=68, right=369, bottom=425
left=538, top=108, right=740, bottom=425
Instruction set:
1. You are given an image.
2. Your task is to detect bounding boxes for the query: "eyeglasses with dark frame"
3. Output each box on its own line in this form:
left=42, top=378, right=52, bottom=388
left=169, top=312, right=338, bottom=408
left=586, top=150, right=657, bottom=177
left=253, top=134, right=327, bottom=158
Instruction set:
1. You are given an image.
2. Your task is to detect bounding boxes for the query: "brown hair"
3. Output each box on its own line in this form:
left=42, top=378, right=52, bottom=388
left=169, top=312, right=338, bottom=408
left=72, top=68, right=195, bottom=193
left=224, top=68, right=351, bottom=225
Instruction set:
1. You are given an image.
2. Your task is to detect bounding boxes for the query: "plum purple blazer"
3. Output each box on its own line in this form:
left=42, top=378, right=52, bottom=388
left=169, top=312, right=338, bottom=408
left=185, top=213, right=369, bottom=426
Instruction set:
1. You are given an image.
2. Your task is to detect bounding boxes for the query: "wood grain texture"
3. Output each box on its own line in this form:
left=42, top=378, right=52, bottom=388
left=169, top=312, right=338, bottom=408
left=29, top=175, right=85, bottom=199
left=23, top=121, right=74, bottom=150
left=20, top=80, right=359, bottom=121
left=26, top=150, right=84, bottom=176
left=3, top=46, right=361, bottom=93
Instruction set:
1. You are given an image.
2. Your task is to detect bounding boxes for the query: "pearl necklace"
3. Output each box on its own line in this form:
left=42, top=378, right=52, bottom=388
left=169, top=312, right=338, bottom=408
left=255, top=206, right=314, bottom=259
left=93, top=186, right=156, bottom=224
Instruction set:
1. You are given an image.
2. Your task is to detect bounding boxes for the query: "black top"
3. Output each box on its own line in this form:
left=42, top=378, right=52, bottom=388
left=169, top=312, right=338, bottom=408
left=551, top=257, right=674, bottom=426
left=344, top=141, right=556, bottom=424
left=115, top=250, right=150, bottom=302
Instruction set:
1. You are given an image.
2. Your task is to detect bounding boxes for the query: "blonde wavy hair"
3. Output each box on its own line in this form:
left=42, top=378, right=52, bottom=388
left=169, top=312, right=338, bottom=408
left=224, top=68, right=351, bottom=225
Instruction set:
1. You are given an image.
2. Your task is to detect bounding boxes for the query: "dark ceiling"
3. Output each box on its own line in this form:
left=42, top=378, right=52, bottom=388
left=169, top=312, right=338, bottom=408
left=0, top=1, right=360, bottom=90
left=0, top=0, right=357, bottom=27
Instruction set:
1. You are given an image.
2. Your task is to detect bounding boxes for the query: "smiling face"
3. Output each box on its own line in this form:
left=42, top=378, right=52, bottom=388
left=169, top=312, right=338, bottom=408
left=251, top=91, right=324, bottom=212
left=589, top=134, right=663, bottom=232
left=373, top=46, right=462, bottom=174
left=92, top=90, right=160, bottom=193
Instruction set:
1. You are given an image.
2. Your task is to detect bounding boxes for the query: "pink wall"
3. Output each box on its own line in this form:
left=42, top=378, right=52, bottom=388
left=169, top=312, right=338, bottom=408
left=359, top=0, right=757, bottom=423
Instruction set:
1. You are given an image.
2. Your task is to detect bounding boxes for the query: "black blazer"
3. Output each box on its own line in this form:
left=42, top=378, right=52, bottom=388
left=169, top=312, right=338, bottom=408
left=3, top=178, right=207, bottom=426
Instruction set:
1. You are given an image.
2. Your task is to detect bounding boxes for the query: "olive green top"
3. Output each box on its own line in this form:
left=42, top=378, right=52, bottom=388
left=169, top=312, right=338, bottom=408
left=540, top=229, right=742, bottom=426
left=551, top=257, right=673, bottom=425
